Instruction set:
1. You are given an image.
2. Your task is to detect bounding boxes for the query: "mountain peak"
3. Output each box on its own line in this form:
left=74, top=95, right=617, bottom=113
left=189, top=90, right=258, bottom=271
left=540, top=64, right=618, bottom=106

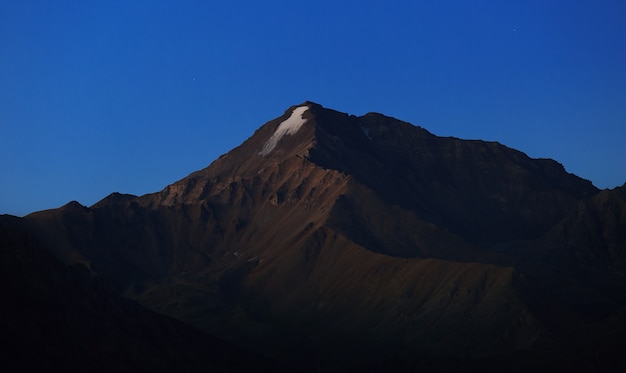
left=255, top=102, right=426, bottom=158
left=258, top=105, right=311, bottom=156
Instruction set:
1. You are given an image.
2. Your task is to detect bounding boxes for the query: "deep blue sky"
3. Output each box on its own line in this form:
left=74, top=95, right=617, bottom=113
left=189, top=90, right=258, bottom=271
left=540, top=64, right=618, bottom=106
left=2, top=1, right=625, bottom=216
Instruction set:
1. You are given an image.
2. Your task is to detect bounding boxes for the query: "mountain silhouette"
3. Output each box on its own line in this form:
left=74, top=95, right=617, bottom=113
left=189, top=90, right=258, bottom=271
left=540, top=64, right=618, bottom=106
left=6, top=102, right=626, bottom=370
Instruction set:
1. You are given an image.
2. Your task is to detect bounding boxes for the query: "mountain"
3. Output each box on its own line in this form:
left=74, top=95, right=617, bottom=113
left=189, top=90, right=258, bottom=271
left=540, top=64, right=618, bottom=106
left=10, top=102, right=626, bottom=370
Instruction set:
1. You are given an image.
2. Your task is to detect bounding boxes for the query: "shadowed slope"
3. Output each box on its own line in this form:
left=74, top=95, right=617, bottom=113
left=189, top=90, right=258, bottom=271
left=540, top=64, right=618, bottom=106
left=0, top=216, right=280, bottom=372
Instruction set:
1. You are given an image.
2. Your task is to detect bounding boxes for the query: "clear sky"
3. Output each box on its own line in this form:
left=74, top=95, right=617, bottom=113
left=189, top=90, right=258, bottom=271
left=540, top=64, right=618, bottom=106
left=1, top=0, right=625, bottom=216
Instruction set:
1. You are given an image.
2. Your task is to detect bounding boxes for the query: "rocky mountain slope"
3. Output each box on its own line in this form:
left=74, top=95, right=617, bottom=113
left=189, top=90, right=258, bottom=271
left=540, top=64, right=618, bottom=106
left=8, top=102, right=626, bottom=369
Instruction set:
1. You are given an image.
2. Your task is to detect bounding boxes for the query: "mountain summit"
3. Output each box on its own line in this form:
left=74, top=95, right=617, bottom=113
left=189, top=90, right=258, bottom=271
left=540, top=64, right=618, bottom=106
left=17, top=102, right=626, bottom=369
left=148, top=101, right=597, bottom=247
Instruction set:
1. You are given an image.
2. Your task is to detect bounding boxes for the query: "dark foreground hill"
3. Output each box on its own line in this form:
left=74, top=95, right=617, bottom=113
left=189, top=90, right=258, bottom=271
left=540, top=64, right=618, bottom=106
left=5, top=102, right=626, bottom=370
left=0, top=216, right=282, bottom=372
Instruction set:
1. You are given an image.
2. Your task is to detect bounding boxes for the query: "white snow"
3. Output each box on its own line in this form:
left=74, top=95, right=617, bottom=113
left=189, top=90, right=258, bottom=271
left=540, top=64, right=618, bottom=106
left=259, top=106, right=309, bottom=155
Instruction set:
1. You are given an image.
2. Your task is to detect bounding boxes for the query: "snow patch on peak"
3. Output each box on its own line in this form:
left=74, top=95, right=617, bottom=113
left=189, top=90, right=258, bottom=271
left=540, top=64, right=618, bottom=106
left=259, top=106, right=309, bottom=155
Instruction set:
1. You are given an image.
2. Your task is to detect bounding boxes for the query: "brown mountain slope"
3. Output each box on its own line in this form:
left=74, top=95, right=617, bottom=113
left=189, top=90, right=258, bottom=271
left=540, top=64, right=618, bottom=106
left=141, top=101, right=598, bottom=246
left=20, top=102, right=625, bottom=368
